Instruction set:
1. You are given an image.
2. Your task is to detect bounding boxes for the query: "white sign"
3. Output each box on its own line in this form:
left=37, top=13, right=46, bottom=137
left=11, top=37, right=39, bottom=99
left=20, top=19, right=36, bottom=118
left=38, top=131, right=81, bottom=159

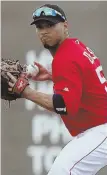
left=25, top=50, right=72, bottom=175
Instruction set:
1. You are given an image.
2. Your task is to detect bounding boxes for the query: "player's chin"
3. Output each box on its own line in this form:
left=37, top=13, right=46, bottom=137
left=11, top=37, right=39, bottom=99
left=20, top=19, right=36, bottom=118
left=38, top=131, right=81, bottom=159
left=43, top=42, right=55, bottom=49
left=44, top=44, right=57, bottom=49
left=41, top=38, right=55, bottom=47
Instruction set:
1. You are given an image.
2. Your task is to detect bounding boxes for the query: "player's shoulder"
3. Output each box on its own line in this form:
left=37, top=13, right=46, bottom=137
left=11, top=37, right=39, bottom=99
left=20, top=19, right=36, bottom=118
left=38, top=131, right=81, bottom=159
left=70, top=38, right=86, bottom=50
left=56, top=38, right=90, bottom=67
left=68, top=38, right=90, bottom=70
left=69, top=38, right=86, bottom=60
left=65, top=38, right=86, bottom=57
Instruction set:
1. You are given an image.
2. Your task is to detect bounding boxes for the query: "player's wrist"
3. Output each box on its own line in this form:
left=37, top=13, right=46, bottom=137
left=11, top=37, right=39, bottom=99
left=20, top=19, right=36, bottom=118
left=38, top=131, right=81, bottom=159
left=22, top=86, right=33, bottom=98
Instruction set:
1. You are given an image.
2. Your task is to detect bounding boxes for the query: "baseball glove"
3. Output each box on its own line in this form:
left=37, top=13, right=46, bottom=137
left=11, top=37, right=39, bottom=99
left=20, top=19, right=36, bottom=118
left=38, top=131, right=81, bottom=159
left=0, top=58, right=29, bottom=101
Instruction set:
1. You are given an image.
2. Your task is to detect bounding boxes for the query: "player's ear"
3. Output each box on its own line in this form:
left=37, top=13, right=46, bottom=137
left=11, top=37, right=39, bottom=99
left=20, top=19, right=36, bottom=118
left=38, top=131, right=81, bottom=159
left=63, top=21, right=68, bottom=29
left=63, top=21, right=69, bottom=36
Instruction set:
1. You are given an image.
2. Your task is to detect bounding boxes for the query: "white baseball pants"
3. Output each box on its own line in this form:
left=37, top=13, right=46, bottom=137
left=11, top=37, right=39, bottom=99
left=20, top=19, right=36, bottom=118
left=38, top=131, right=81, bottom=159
left=47, top=124, right=107, bottom=175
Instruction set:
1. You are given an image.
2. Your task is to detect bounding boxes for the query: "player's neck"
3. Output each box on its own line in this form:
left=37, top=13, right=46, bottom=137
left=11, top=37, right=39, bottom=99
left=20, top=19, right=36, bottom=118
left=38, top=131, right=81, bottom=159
left=48, top=44, right=59, bottom=57
left=49, top=36, right=69, bottom=57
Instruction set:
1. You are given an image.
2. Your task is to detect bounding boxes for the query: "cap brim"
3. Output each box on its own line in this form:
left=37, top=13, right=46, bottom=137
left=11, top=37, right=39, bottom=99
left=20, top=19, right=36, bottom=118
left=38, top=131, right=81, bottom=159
left=30, top=17, right=60, bottom=25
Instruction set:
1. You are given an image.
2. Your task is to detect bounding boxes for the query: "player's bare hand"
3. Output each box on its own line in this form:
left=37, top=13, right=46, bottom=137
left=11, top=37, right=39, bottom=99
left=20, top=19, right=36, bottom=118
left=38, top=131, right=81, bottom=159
left=27, top=62, right=52, bottom=81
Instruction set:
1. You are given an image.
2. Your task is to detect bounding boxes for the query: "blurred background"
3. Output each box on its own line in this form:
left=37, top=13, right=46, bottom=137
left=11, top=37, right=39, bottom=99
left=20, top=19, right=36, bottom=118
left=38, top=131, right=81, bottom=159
left=1, top=1, right=107, bottom=175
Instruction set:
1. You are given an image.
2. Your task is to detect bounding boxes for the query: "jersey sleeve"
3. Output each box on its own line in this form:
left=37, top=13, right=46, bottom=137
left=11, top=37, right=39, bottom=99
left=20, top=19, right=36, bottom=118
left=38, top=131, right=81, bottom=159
left=53, top=60, right=83, bottom=117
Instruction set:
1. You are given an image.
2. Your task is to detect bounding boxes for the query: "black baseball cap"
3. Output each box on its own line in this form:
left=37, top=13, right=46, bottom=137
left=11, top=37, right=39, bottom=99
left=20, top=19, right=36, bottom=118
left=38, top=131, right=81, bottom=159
left=30, top=4, right=67, bottom=25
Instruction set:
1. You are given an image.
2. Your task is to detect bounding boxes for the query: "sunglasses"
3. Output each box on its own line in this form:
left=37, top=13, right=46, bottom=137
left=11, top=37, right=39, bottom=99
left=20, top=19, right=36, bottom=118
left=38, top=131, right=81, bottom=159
left=32, top=7, right=66, bottom=21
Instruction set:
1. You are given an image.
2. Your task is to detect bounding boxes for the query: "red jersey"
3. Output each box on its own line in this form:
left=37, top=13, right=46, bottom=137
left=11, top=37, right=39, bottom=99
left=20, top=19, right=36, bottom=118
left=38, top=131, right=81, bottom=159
left=52, top=38, right=107, bottom=136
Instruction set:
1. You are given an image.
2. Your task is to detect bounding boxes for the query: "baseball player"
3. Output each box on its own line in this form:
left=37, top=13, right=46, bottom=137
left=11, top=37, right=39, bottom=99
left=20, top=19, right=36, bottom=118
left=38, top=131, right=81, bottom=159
left=7, top=4, right=107, bottom=175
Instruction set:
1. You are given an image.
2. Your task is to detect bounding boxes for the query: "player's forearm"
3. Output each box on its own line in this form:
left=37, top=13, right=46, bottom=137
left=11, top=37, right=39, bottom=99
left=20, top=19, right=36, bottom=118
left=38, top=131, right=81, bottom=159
left=22, top=86, right=54, bottom=112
